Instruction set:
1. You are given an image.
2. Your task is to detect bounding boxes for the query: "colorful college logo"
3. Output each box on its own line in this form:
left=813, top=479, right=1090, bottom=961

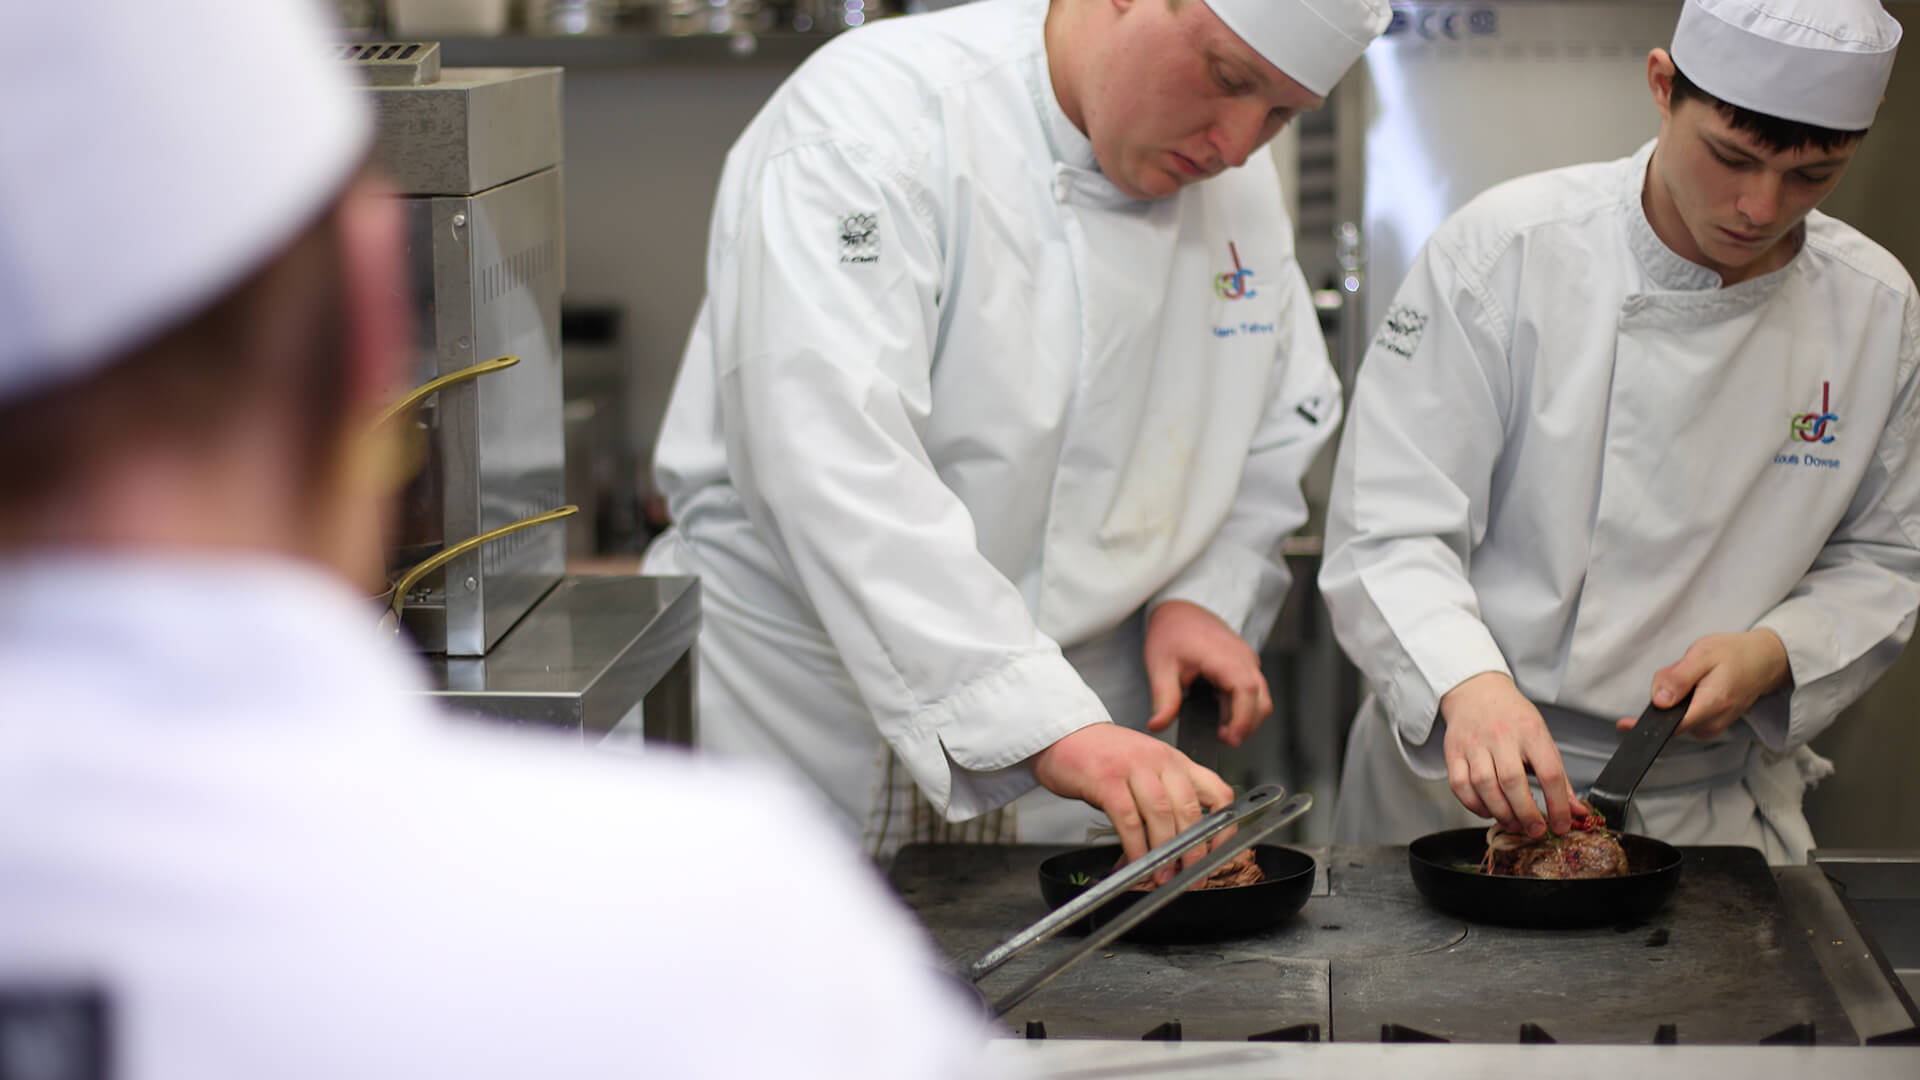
left=1791, top=381, right=1839, bottom=444
left=1213, top=242, right=1256, bottom=300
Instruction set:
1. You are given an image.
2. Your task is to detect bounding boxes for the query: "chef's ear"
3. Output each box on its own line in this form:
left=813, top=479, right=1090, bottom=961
left=1646, top=48, right=1678, bottom=121
left=334, top=167, right=413, bottom=416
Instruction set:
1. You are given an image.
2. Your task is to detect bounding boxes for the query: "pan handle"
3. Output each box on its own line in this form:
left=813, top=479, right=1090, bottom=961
left=980, top=790, right=1313, bottom=1019
left=1586, top=691, right=1693, bottom=830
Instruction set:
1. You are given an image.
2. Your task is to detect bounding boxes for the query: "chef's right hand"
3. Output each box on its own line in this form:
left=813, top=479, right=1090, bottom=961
left=1030, top=723, right=1234, bottom=885
left=1439, top=672, right=1580, bottom=838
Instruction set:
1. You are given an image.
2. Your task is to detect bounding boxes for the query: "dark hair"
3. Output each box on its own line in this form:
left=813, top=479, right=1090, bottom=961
left=1669, top=63, right=1866, bottom=154
left=0, top=197, right=350, bottom=511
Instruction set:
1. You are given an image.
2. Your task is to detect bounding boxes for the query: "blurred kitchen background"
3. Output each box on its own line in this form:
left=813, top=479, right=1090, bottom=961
left=340, top=0, right=1920, bottom=848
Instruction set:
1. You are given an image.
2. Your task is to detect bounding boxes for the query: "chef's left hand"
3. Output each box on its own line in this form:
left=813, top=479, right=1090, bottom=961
left=1143, top=600, right=1272, bottom=748
left=1617, top=629, right=1792, bottom=740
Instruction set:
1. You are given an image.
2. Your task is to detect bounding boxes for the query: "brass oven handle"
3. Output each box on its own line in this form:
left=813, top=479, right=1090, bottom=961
left=374, top=353, right=520, bottom=431
left=377, top=504, right=579, bottom=632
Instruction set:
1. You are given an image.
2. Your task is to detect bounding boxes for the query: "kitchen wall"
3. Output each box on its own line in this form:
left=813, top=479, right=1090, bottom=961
left=558, top=62, right=801, bottom=499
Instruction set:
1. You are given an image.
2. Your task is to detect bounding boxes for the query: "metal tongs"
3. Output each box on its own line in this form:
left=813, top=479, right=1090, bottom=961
left=966, top=783, right=1313, bottom=1018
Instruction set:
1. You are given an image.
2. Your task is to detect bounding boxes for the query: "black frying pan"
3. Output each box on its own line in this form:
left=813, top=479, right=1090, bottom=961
left=1038, top=843, right=1316, bottom=943
left=1407, top=693, right=1693, bottom=929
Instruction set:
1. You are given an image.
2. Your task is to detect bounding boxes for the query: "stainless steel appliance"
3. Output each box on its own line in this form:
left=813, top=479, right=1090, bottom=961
left=344, top=43, right=700, bottom=746
left=350, top=41, right=568, bottom=657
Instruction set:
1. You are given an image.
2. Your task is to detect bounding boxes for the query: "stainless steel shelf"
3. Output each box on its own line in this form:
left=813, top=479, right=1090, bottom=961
left=422, top=573, right=699, bottom=744
left=424, top=32, right=835, bottom=68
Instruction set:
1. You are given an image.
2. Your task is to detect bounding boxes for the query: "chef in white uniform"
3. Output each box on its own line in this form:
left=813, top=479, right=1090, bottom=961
left=644, top=0, right=1391, bottom=865
left=0, top=3, right=988, bottom=1077
left=1322, top=0, right=1918, bottom=863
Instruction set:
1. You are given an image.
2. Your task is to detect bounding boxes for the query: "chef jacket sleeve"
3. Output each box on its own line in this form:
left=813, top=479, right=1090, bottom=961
left=1148, top=259, right=1342, bottom=652
left=1747, top=294, right=1920, bottom=751
left=1318, top=235, right=1516, bottom=774
left=704, top=138, right=1109, bottom=821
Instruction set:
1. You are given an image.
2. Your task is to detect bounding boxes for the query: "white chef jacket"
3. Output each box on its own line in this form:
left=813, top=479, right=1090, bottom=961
left=0, top=553, right=990, bottom=1078
left=643, top=0, right=1340, bottom=847
left=1321, top=140, right=1920, bottom=860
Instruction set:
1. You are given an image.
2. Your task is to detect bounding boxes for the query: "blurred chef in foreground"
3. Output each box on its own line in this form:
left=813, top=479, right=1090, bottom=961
left=0, top=3, right=988, bottom=1076
left=644, top=0, right=1390, bottom=870
left=1323, top=0, right=1919, bottom=862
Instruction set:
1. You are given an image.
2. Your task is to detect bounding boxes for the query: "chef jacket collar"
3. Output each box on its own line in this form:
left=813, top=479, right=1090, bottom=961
left=1624, top=138, right=1801, bottom=308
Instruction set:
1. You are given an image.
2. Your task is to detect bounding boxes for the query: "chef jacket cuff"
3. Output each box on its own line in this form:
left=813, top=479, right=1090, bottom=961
left=1393, top=625, right=1510, bottom=737
left=1149, top=546, right=1287, bottom=652
left=1750, top=612, right=1834, bottom=752
left=910, top=649, right=1112, bottom=822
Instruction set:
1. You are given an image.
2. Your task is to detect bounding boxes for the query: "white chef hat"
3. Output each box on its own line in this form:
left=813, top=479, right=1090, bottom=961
left=1669, top=0, right=1903, bottom=130
left=1202, top=0, right=1393, bottom=97
left=0, top=0, right=371, bottom=407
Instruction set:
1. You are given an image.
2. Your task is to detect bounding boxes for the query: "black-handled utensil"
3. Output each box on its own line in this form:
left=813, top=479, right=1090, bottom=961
left=1585, top=691, right=1694, bottom=830
left=1175, top=676, right=1223, bottom=774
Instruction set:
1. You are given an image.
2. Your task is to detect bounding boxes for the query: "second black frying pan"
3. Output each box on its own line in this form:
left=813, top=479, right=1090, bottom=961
left=1407, top=693, right=1693, bottom=929
left=1408, top=828, right=1682, bottom=928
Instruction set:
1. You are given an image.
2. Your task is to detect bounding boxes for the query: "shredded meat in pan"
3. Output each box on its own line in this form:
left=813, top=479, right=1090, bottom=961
left=1480, top=813, right=1629, bottom=879
left=1126, top=847, right=1267, bottom=891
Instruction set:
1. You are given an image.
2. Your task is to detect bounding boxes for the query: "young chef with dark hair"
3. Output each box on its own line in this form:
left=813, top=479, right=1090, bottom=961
left=644, top=0, right=1391, bottom=871
left=0, top=3, right=990, bottom=1075
left=1322, top=0, right=1918, bottom=862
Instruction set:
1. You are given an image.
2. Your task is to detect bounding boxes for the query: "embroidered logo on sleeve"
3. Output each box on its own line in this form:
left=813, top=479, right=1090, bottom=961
left=1373, top=304, right=1430, bottom=358
left=839, top=212, right=879, bottom=264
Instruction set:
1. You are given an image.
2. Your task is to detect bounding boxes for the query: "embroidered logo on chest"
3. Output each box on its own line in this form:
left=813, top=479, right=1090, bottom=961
left=1213, top=242, right=1256, bottom=300
left=1773, top=380, right=1843, bottom=471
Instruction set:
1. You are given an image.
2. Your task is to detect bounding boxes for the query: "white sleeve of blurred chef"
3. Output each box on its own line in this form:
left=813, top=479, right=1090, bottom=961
left=1319, top=233, right=1512, bottom=765
left=1747, top=289, right=1920, bottom=750
left=701, top=137, right=1112, bottom=817
left=1150, top=257, right=1342, bottom=649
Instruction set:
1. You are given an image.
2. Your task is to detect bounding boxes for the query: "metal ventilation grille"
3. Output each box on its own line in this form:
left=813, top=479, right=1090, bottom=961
left=336, top=41, right=441, bottom=87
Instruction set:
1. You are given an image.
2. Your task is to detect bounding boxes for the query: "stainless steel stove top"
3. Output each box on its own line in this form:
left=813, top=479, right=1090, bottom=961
left=890, top=843, right=1919, bottom=1046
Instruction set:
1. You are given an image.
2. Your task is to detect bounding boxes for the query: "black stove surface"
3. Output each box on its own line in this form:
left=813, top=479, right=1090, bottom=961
left=889, top=843, right=1857, bottom=1044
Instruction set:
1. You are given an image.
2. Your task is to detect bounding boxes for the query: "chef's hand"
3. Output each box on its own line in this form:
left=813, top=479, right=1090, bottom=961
left=1142, top=599, right=1272, bottom=748
left=1618, top=630, right=1791, bottom=741
left=1439, top=672, right=1583, bottom=838
left=1030, top=723, right=1235, bottom=885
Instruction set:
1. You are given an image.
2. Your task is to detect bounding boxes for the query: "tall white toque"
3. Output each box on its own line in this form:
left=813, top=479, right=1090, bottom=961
left=1201, top=0, right=1394, bottom=97
left=0, top=0, right=371, bottom=407
left=1669, top=0, right=1903, bottom=130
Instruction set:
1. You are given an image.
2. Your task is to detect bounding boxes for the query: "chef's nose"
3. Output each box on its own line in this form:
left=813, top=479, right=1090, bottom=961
left=1208, top=100, right=1268, bottom=170
left=1736, top=171, right=1784, bottom=228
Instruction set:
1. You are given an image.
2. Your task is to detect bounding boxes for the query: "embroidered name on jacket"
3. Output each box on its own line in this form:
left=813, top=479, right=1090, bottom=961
left=839, top=212, right=879, bottom=264
left=1374, top=304, right=1429, bottom=358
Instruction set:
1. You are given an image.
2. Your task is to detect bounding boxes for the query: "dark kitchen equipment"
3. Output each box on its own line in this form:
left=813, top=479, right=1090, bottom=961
left=1037, top=843, right=1315, bottom=943
left=1407, top=694, right=1692, bottom=928
left=967, top=785, right=1313, bottom=1018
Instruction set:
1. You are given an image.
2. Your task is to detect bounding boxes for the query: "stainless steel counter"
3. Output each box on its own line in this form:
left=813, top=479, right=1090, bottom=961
left=982, top=1041, right=1920, bottom=1078
left=420, top=573, right=698, bottom=745
left=895, top=842, right=1920, bottom=1047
